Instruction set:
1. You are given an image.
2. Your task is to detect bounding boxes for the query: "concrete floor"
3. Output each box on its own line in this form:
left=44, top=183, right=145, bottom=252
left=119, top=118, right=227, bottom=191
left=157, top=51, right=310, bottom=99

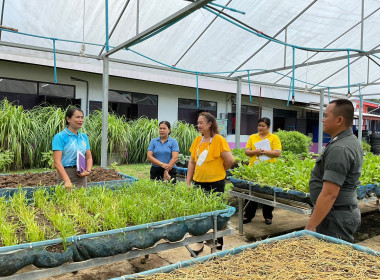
left=230, top=199, right=380, bottom=248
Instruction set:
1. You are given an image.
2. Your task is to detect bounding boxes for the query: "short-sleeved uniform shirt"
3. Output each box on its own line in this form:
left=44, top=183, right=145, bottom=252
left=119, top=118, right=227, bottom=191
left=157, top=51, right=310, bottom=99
left=52, top=128, right=90, bottom=167
left=147, top=137, right=180, bottom=167
left=309, top=128, right=363, bottom=206
left=189, top=134, right=231, bottom=183
left=246, top=132, right=282, bottom=166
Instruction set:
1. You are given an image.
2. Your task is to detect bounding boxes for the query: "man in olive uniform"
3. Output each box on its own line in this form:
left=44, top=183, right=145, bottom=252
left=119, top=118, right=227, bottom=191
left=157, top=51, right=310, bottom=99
left=305, top=99, right=363, bottom=243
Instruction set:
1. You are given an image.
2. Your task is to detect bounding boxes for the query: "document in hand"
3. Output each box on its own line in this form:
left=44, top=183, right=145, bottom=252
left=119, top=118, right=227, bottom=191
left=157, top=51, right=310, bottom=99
left=77, top=150, right=86, bottom=173
left=254, top=138, right=271, bottom=162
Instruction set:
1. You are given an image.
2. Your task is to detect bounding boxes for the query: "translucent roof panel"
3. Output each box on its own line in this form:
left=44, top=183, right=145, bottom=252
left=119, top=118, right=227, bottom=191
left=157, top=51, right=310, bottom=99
left=0, top=0, right=379, bottom=98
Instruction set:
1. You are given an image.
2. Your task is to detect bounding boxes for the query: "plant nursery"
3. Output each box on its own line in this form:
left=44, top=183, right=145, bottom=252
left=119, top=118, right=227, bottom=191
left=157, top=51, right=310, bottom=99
left=0, top=0, right=379, bottom=279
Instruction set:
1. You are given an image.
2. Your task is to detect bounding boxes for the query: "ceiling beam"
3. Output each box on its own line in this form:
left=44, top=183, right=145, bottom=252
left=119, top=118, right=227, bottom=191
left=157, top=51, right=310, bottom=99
left=227, top=0, right=318, bottom=77
left=1, top=40, right=377, bottom=98
left=98, top=0, right=132, bottom=56
left=309, top=44, right=380, bottom=89
left=173, top=0, right=233, bottom=67
left=273, top=6, right=380, bottom=85
left=235, top=48, right=380, bottom=79
left=0, top=0, right=6, bottom=40
left=102, top=0, right=213, bottom=58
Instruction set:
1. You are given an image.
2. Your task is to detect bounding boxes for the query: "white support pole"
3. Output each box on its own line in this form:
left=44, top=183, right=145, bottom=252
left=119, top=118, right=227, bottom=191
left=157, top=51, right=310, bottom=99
left=358, top=94, right=363, bottom=142
left=235, top=78, right=242, bottom=148
left=360, top=0, right=364, bottom=50
left=136, top=0, right=139, bottom=35
left=318, top=90, right=324, bottom=154
left=101, top=57, right=109, bottom=168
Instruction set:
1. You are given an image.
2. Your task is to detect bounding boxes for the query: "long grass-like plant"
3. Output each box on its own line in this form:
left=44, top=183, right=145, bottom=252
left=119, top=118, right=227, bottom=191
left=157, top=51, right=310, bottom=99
left=83, top=110, right=130, bottom=165
left=127, top=117, right=158, bottom=163
left=0, top=197, right=19, bottom=246
left=171, top=121, right=199, bottom=157
left=0, top=100, right=201, bottom=168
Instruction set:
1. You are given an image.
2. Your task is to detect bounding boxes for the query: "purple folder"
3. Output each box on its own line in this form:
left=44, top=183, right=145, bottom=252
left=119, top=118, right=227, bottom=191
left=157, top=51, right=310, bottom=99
left=77, top=150, right=86, bottom=173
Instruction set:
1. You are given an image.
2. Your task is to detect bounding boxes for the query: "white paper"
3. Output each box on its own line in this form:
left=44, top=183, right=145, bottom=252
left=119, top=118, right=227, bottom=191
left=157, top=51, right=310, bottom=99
left=254, top=139, right=271, bottom=161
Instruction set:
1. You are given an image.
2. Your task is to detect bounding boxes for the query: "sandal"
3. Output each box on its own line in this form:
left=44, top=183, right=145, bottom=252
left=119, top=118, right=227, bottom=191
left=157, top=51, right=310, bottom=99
left=265, top=219, right=272, bottom=225
left=190, top=242, right=204, bottom=256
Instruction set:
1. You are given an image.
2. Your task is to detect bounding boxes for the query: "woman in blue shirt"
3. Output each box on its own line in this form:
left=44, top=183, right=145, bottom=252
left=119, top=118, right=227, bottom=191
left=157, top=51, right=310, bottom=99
left=147, top=121, right=179, bottom=183
left=52, top=108, right=93, bottom=189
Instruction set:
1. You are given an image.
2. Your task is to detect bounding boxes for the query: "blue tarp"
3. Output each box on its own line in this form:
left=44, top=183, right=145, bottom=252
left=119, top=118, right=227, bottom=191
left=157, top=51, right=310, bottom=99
left=116, top=229, right=380, bottom=280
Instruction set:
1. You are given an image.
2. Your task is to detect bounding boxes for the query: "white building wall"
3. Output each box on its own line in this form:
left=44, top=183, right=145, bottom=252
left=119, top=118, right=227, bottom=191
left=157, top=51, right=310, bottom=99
left=0, top=60, right=328, bottom=137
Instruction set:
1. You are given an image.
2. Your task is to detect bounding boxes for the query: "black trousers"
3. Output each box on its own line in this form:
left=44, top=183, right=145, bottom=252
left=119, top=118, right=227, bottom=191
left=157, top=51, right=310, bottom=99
left=193, top=179, right=225, bottom=246
left=192, top=179, right=225, bottom=193
left=316, top=206, right=361, bottom=243
left=150, top=166, right=177, bottom=184
left=244, top=201, right=274, bottom=220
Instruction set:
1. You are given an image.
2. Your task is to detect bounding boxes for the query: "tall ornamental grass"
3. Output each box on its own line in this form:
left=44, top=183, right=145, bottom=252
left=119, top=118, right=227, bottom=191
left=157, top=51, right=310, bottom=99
left=127, top=118, right=158, bottom=163
left=29, top=105, right=65, bottom=168
left=83, top=111, right=130, bottom=164
left=0, top=100, right=35, bottom=169
left=0, top=100, right=200, bottom=168
left=171, top=121, right=199, bottom=156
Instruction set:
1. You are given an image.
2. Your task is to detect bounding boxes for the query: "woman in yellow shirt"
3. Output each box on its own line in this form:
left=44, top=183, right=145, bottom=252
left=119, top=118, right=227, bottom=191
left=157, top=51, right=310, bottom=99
left=244, top=117, right=282, bottom=225
left=187, top=112, right=234, bottom=254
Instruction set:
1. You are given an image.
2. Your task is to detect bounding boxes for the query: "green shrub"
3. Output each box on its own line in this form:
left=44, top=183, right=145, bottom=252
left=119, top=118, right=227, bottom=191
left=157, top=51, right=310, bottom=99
left=275, top=129, right=312, bottom=154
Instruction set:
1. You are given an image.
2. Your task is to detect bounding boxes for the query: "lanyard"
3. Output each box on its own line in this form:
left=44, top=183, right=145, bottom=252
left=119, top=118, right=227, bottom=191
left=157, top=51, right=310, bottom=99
left=197, top=136, right=213, bottom=157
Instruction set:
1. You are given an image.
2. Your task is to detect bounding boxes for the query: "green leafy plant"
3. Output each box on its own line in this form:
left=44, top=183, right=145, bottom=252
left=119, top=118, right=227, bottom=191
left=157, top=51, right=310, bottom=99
left=0, top=150, right=14, bottom=171
left=231, top=153, right=380, bottom=193
left=177, top=154, right=190, bottom=167
left=110, top=162, right=120, bottom=172
left=360, top=153, right=380, bottom=185
left=41, top=151, right=55, bottom=169
left=362, top=141, right=371, bottom=154
left=231, top=148, right=250, bottom=164
left=275, top=129, right=312, bottom=155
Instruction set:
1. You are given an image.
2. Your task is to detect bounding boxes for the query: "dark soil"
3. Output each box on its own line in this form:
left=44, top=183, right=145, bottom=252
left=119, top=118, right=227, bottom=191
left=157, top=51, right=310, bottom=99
left=354, top=211, right=380, bottom=242
left=0, top=167, right=122, bottom=189
left=45, top=243, right=65, bottom=253
left=88, top=168, right=123, bottom=182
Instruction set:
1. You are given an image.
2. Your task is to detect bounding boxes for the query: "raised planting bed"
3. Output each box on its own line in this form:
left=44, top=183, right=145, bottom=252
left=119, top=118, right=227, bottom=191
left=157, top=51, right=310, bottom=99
left=0, top=167, right=137, bottom=199
left=0, top=180, right=235, bottom=276
left=230, top=152, right=380, bottom=203
left=118, top=230, right=380, bottom=280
